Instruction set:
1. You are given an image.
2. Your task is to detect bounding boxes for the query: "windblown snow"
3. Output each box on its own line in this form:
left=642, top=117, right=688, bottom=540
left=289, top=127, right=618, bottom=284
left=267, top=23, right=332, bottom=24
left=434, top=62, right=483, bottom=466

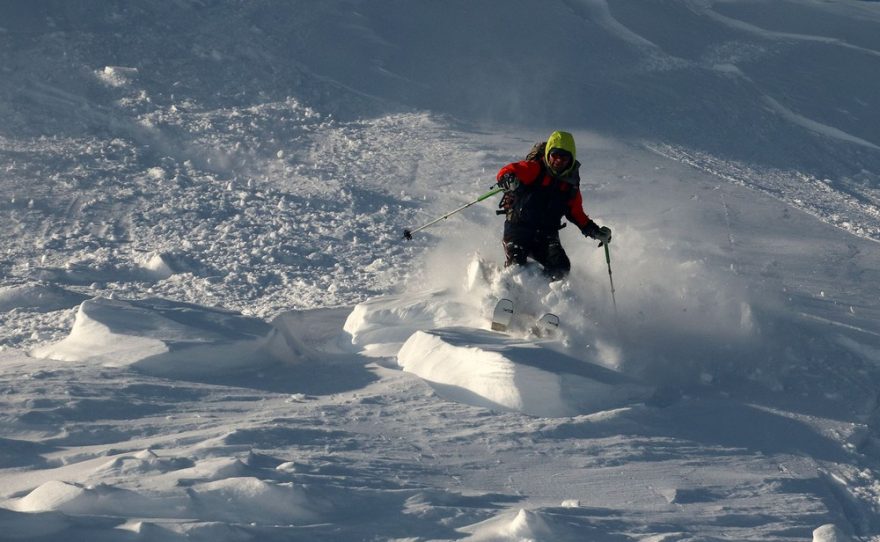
left=2, top=1, right=880, bottom=541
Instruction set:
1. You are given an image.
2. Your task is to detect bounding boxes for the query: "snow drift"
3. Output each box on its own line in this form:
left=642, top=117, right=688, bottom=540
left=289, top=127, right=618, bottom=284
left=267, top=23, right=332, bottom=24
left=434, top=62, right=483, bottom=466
left=398, top=327, right=652, bottom=417
left=0, top=283, right=88, bottom=313
left=31, top=297, right=298, bottom=376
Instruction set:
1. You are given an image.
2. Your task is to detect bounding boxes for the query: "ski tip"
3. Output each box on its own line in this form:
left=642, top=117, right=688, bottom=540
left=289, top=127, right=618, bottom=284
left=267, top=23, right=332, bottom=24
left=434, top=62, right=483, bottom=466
left=539, top=313, right=560, bottom=328
left=531, top=313, right=560, bottom=338
left=490, top=298, right=515, bottom=333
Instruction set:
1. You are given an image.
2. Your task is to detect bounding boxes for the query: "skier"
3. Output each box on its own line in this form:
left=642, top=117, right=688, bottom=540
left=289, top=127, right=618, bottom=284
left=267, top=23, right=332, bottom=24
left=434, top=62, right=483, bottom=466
left=496, top=130, right=611, bottom=281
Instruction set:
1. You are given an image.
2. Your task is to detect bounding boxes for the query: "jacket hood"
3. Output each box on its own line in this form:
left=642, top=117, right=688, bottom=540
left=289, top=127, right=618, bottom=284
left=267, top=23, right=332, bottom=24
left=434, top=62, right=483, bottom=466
left=544, top=131, right=577, bottom=176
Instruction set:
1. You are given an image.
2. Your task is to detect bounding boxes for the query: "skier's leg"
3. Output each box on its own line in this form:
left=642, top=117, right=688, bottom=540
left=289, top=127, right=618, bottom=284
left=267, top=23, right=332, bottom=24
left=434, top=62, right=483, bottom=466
left=503, top=223, right=530, bottom=267
left=534, top=233, right=571, bottom=281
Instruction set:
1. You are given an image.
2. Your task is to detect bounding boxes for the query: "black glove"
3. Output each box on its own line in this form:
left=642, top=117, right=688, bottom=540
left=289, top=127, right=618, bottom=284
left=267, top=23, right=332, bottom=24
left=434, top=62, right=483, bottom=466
left=497, top=173, right=520, bottom=192
left=583, top=222, right=612, bottom=246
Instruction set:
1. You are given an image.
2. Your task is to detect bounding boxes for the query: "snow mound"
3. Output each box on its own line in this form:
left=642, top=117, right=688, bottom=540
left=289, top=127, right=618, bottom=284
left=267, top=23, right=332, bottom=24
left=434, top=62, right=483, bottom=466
left=0, top=283, right=88, bottom=313
left=161, top=456, right=249, bottom=484
left=9, top=477, right=326, bottom=527
left=31, top=297, right=298, bottom=376
left=460, top=507, right=629, bottom=542
left=13, top=480, right=152, bottom=515
left=398, top=327, right=652, bottom=417
left=463, top=509, right=556, bottom=541
left=187, top=477, right=324, bottom=524
left=93, top=449, right=194, bottom=477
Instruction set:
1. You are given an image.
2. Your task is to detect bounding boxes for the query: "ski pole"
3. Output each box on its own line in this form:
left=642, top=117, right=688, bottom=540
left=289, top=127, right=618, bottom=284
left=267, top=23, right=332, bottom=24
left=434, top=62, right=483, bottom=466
left=403, top=187, right=503, bottom=240
left=604, top=242, right=618, bottom=313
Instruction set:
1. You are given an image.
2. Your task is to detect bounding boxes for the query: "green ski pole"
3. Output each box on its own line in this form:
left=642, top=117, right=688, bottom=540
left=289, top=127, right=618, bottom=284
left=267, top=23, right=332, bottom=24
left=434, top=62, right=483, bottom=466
left=403, top=187, right=503, bottom=240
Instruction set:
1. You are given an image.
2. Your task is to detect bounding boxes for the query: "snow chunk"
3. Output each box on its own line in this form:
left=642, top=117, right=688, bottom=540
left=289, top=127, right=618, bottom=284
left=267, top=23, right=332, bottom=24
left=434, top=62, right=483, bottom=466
left=139, top=252, right=176, bottom=280
left=146, top=166, right=166, bottom=180
left=344, top=289, right=476, bottom=349
left=95, top=65, right=138, bottom=87
left=398, top=327, right=652, bottom=417
left=31, top=297, right=299, bottom=376
left=136, top=251, right=211, bottom=279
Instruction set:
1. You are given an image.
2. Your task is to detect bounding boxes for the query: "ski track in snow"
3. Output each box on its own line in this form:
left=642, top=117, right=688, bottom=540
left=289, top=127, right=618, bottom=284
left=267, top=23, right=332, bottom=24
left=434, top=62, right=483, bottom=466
left=647, top=143, right=880, bottom=244
left=2, top=1, right=880, bottom=540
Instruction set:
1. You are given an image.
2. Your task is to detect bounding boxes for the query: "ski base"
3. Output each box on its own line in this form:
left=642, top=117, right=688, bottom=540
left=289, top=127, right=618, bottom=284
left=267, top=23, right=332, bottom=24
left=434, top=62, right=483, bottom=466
left=490, top=298, right=514, bottom=332
left=531, top=313, right=560, bottom=338
left=536, top=312, right=560, bottom=331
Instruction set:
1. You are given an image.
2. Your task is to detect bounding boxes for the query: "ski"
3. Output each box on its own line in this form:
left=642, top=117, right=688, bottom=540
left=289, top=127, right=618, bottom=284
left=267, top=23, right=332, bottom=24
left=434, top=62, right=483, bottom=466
left=532, top=313, right=560, bottom=337
left=491, top=299, right=560, bottom=337
left=490, top=298, right=514, bottom=332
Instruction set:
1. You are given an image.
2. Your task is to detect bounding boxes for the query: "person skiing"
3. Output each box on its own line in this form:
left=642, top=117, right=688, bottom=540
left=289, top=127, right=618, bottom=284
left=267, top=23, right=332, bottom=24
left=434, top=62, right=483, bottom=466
left=496, top=130, right=611, bottom=281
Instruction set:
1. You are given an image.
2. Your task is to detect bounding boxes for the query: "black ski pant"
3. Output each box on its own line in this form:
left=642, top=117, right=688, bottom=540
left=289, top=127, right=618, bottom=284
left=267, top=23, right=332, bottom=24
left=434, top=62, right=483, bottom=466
left=502, top=223, right=571, bottom=281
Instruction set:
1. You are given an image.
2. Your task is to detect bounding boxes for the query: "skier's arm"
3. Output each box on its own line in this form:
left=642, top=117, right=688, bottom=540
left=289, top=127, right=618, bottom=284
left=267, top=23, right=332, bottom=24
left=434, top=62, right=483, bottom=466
left=566, top=190, right=591, bottom=229
left=573, top=193, right=612, bottom=245
left=496, top=161, right=542, bottom=186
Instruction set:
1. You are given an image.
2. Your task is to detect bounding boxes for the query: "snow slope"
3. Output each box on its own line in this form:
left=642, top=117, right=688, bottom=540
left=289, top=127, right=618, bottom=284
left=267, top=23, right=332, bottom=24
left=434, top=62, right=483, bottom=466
left=2, top=1, right=880, bottom=540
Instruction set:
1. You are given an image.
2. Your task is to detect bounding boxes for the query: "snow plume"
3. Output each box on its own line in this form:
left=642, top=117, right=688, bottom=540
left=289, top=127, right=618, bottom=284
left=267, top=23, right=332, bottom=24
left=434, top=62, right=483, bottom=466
left=402, top=212, right=759, bottom=391
left=580, top=226, right=759, bottom=386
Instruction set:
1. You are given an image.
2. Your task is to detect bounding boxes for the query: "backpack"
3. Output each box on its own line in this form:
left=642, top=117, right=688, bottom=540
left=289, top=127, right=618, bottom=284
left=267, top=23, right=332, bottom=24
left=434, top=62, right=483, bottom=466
left=497, top=141, right=548, bottom=219
left=525, top=141, right=547, bottom=162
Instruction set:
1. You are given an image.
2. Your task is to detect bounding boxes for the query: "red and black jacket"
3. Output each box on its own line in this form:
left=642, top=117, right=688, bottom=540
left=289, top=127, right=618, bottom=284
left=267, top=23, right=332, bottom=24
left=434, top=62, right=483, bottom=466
left=496, top=159, right=592, bottom=233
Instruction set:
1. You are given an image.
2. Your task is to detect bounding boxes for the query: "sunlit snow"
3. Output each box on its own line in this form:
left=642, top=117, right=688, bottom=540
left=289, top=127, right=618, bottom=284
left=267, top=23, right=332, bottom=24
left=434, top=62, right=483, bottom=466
left=1, top=1, right=880, bottom=541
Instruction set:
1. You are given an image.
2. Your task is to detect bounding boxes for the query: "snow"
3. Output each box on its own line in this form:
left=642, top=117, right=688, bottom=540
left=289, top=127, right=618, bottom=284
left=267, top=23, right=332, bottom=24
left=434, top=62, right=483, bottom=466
left=397, top=327, right=652, bottom=417
left=0, top=283, right=87, bottom=313
left=814, top=523, right=855, bottom=542
left=30, top=297, right=297, bottom=376
left=2, top=1, right=880, bottom=540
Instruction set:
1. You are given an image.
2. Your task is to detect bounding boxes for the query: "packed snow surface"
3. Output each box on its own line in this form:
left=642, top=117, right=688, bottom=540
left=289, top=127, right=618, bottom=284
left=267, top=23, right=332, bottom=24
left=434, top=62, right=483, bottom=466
left=2, top=1, right=880, bottom=540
